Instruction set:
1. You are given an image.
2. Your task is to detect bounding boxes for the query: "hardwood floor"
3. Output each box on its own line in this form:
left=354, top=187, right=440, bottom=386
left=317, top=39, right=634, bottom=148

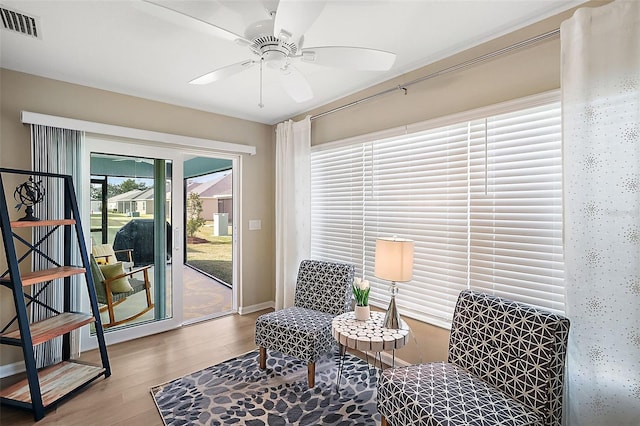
left=0, top=310, right=268, bottom=425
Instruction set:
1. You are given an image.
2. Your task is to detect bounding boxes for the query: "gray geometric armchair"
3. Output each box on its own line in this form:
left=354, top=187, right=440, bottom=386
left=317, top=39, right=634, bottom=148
left=255, top=259, right=354, bottom=387
left=378, top=290, right=570, bottom=426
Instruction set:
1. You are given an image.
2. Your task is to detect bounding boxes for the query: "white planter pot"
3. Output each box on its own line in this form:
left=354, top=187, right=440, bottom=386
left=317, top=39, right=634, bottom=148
left=354, top=305, right=370, bottom=321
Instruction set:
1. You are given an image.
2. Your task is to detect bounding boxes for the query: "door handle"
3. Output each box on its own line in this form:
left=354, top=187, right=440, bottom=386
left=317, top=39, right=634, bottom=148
left=174, top=226, right=180, bottom=251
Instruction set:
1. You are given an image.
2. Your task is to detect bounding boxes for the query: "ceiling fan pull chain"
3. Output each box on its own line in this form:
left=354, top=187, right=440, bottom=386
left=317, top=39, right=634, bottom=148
left=259, top=57, right=265, bottom=108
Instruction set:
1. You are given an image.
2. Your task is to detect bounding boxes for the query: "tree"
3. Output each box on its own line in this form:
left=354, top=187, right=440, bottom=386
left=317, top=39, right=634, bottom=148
left=118, top=179, right=147, bottom=194
left=90, top=185, right=102, bottom=201
left=186, top=192, right=206, bottom=238
left=107, top=183, right=120, bottom=198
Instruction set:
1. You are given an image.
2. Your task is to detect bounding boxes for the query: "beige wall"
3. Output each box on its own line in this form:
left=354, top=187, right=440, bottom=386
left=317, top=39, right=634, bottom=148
left=0, top=69, right=275, bottom=367
left=294, top=3, right=607, bottom=364
left=300, top=8, right=575, bottom=146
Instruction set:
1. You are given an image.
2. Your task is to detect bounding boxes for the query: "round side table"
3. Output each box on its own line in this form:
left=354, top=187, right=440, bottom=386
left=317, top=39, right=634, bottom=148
left=331, top=311, right=410, bottom=388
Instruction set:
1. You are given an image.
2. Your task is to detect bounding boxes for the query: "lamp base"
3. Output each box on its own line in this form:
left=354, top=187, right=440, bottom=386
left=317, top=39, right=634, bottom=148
left=383, top=295, right=401, bottom=329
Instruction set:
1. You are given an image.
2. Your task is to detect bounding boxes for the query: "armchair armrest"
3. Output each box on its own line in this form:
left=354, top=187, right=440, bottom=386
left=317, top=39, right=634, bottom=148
left=104, top=265, right=151, bottom=281
left=113, top=248, right=134, bottom=262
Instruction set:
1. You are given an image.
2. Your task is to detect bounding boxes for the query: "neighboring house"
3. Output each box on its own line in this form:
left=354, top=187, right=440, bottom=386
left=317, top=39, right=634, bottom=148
left=186, top=172, right=232, bottom=223
left=107, top=187, right=171, bottom=216
left=107, top=189, right=144, bottom=214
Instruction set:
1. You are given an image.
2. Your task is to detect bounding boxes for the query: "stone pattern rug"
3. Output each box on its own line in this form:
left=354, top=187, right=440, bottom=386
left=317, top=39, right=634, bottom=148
left=151, top=349, right=380, bottom=425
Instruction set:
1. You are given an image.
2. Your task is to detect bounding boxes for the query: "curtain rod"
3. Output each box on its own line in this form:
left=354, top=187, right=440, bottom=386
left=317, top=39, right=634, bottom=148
left=309, top=28, right=560, bottom=121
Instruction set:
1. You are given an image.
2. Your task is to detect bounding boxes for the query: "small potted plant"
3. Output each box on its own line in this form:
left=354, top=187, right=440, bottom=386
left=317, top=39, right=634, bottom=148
left=353, top=277, right=371, bottom=321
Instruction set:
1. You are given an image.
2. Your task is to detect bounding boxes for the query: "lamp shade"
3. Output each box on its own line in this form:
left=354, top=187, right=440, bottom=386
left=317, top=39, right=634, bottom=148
left=374, top=237, right=414, bottom=282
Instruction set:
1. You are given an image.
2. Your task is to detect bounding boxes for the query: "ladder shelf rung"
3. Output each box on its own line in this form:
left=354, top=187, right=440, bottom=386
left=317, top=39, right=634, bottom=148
left=0, top=266, right=86, bottom=287
left=0, top=312, right=95, bottom=346
left=0, top=361, right=105, bottom=407
left=10, top=219, right=76, bottom=228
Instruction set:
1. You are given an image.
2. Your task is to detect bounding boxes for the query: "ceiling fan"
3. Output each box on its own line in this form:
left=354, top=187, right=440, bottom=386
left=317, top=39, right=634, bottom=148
left=140, top=0, right=396, bottom=107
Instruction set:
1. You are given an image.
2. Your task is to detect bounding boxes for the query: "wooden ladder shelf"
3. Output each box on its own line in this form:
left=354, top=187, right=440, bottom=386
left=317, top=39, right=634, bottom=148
left=0, top=168, right=111, bottom=421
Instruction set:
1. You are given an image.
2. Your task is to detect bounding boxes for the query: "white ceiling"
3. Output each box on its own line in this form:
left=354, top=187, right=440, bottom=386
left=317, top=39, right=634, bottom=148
left=0, top=1, right=583, bottom=125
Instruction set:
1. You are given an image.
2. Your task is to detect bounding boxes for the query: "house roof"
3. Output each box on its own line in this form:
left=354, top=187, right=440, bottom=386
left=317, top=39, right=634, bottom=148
left=108, top=186, right=171, bottom=202
left=187, top=173, right=232, bottom=198
left=107, top=187, right=153, bottom=203
left=108, top=189, right=143, bottom=203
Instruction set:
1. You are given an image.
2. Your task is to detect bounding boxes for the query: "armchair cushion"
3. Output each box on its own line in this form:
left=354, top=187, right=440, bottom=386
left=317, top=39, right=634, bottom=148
left=293, top=259, right=353, bottom=316
left=378, top=362, right=542, bottom=426
left=255, top=307, right=334, bottom=363
left=99, top=262, right=134, bottom=293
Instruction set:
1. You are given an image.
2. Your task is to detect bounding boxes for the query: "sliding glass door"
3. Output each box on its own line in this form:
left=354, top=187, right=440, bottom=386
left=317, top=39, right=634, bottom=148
left=79, top=138, right=241, bottom=349
left=81, top=138, right=184, bottom=349
left=183, top=156, right=236, bottom=323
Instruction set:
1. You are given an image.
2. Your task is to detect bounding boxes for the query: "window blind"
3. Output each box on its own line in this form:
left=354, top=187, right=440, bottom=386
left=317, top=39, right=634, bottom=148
left=310, top=95, right=564, bottom=327
left=469, top=103, right=564, bottom=312
left=311, top=144, right=365, bottom=269
left=362, top=123, right=483, bottom=324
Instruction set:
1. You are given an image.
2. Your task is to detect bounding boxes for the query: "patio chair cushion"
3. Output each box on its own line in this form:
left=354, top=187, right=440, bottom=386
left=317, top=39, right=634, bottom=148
left=99, top=262, right=134, bottom=293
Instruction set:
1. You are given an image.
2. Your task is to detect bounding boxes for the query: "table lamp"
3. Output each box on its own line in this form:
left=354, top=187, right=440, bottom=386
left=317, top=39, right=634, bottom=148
left=374, top=237, right=414, bottom=329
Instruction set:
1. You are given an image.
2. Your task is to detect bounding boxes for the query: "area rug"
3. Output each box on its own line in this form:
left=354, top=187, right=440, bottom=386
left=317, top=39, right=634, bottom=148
left=151, top=349, right=380, bottom=425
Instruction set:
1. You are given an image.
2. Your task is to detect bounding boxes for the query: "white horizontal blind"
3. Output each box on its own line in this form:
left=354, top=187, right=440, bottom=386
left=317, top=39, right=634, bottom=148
left=469, top=102, right=564, bottom=312
left=311, top=144, right=365, bottom=275
left=362, top=123, right=483, bottom=324
left=310, top=95, right=564, bottom=327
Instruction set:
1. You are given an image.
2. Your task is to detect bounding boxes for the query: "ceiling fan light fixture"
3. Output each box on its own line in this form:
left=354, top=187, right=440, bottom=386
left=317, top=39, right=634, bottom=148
left=263, top=50, right=288, bottom=69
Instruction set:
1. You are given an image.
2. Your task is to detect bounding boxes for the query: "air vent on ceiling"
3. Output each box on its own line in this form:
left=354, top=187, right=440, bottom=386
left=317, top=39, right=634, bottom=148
left=1, top=6, right=40, bottom=39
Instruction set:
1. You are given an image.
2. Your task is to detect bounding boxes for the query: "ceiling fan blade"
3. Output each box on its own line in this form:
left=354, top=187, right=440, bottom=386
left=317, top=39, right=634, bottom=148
left=279, top=66, right=313, bottom=103
left=300, top=46, right=396, bottom=71
left=190, top=60, right=257, bottom=85
left=273, top=0, right=326, bottom=44
left=138, top=0, right=251, bottom=46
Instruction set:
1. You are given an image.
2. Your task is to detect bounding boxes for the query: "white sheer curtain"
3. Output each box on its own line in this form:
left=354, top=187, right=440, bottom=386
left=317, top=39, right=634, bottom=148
left=275, top=116, right=311, bottom=309
left=31, top=125, right=84, bottom=367
left=562, top=1, right=640, bottom=424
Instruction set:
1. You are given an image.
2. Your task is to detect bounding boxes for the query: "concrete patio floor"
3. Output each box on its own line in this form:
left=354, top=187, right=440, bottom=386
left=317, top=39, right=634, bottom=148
left=97, top=265, right=232, bottom=330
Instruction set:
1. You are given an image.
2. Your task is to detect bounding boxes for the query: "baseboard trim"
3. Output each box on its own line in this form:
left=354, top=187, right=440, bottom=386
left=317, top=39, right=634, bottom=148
left=0, top=360, right=25, bottom=379
left=377, top=351, right=411, bottom=369
left=238, top=301, right=274, bottom=315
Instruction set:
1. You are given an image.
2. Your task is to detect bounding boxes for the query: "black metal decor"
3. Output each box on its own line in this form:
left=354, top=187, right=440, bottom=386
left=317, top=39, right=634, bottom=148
left=13, top=176, right=45, bottom=221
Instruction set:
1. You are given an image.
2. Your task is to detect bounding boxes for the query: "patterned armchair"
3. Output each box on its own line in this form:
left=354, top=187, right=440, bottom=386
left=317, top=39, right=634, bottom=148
left=255, top=259, right=355, bottom=387
left=378, top=290, right=570, bottom=426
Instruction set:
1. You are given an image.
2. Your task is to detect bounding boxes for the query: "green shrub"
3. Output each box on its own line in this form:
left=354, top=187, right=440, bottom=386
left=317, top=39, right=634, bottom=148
left=186, top=192, right=206, bottom=237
